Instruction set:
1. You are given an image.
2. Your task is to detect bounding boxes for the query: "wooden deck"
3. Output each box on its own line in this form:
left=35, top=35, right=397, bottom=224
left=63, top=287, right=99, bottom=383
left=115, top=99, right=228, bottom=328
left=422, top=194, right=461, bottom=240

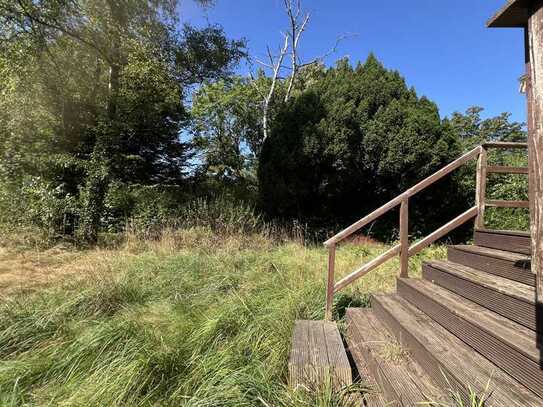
left=291, top=140, right=542, bottom=404
left=288, top=320, right=351, bottom=391
left=289, top=229, right=543, bottom=404
left=344, top=230, right=543, bottom=405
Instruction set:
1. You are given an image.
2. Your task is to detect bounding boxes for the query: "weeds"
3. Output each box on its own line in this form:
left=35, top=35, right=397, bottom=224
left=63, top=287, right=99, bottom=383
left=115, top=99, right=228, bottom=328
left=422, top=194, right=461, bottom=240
left=0, top=231, right=447, bottom=405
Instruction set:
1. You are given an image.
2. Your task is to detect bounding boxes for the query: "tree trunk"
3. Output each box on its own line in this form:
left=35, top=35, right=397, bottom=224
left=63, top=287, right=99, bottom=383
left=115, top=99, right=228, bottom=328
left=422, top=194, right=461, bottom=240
left=77, top=1, right=124, bottom=245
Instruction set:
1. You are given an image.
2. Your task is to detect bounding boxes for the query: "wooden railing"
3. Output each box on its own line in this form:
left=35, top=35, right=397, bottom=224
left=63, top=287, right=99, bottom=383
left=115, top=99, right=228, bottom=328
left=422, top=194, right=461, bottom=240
left=324, top=142, right=528, bottom=320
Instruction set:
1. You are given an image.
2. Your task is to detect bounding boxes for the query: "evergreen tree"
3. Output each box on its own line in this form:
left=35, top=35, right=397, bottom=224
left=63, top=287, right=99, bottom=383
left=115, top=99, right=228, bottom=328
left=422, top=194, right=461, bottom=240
left=259, top=55, right=464, bottom=238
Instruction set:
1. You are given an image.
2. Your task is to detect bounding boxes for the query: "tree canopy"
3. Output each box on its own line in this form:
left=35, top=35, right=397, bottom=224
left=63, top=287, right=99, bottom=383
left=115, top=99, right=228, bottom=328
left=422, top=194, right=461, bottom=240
left=0, top=0, right=245, bottom=242
left=259, top=55, right=467, bottom=237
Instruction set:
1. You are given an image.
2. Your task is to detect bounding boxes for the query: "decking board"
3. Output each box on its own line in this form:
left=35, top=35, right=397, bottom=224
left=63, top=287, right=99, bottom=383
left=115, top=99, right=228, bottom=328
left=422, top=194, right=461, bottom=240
left=423, top=260, right=538, bottom=331
left=448, top=244, right=533, bottom=286
left=474, top=229, right=531, bottom=255
left=288, top=320, right=351, bottom=391
left=397, top=278, right=543, bottom=399
left=371, top=294, right=543, bottom=406
left=346, top=308, right=445, bottom=405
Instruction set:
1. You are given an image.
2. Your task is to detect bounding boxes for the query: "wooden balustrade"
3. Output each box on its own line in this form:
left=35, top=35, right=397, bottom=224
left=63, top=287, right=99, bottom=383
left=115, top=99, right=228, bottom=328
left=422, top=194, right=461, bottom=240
left=324, top=142, right=529, bottom=321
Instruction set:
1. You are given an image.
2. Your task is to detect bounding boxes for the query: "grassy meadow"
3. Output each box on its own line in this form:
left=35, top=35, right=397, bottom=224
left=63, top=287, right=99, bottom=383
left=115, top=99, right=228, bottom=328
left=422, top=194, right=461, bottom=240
left=0, top=228, right=447, bottom=406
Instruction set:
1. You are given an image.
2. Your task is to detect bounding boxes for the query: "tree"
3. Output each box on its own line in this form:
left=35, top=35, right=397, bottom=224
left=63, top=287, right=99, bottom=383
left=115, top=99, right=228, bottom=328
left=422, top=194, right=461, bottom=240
left=191, top=76, right=265, bottom=191
left=0, top=0, right=245, bottom=243
left=445, top=107, right=528, bottom=231
left=254, top=0, right=346, bottom=142
left=259, top=55, right=464, bottom=238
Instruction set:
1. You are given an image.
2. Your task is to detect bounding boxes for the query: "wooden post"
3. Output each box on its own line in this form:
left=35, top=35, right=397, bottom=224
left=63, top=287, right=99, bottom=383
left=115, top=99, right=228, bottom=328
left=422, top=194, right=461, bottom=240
left=475, top=147, right=487, bottom=230
left=527, top=2, right=543, bottom=323
left=400, top=199, right=409, bottom=278
left=325, top=244, right=336, bottom=321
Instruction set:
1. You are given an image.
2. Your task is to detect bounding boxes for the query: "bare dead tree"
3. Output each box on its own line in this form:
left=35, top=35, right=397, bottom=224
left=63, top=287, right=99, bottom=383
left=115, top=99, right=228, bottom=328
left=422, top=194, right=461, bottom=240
left=255, top=0, right=350, bottom=144
left=260, top=33, right=289, bottom=143
left=283, top=0, right=309, bottom=103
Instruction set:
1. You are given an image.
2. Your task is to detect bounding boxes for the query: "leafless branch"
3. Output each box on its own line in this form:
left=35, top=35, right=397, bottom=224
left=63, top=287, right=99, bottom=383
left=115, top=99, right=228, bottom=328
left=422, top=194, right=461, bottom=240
left=262, top=32, right=289, bottom=142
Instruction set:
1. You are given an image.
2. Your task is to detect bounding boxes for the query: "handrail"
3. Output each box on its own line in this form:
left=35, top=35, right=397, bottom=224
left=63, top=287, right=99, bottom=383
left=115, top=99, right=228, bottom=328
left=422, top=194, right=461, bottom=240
left=324, top=142, right=529, bottom=320
left=324, top=146, right=483, bottom=247
left=483, top=141, right=528, bottom=149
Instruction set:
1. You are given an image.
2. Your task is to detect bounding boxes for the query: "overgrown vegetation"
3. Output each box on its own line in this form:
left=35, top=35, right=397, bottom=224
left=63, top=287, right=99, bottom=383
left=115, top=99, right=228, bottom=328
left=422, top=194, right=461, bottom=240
left=0, top=1, right=531, bottom=405
left=0, top=1, right=529, bottom=244
left=0, top=227, right=447, bottom=406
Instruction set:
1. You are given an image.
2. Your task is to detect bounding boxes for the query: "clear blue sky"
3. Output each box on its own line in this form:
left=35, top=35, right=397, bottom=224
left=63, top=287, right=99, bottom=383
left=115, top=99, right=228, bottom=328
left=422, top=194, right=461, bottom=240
left=182, top=0, right=527, bottom=124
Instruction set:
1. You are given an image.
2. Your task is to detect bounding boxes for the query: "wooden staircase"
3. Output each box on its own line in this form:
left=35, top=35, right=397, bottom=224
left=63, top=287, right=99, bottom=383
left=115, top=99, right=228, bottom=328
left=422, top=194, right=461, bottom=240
left=315, top=143, right=543, bottom=405
left=346, top=229, right=543, bottom=406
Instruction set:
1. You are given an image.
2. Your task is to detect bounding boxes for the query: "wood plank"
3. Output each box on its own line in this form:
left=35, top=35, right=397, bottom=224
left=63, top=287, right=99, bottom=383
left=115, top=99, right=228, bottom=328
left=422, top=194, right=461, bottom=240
left=324, top=146, right=482, bottom=247
left=372, top=294, right=543, bottom=406
left=400, top=199, right=409, bottom=278
left=483, top=141, right=529, bottom=149
left=398, top=278, right=543, bottom=399
left=475, top=148, right=488, bottom=229
left=346, top=308, right=445, bottom=405
left=474, top=229, right=530, bottom=255
left=344, top=316, right=387, bottom=406
left=289, top=320, right=310, bottom=389
left=527, top=0, right=543, bottom=324
left=289, top=320, right=352, bottom=391
left=325, top=245, right=336, bottom=321
left=423, top=261, right=538, bottom=332
left=322, top=320, right=352, bottom=389
left=487, top=165, right=529, bottom=174
left=448, top=245, right=534, bottom=286
left=486, top=199, right=530, bottom=208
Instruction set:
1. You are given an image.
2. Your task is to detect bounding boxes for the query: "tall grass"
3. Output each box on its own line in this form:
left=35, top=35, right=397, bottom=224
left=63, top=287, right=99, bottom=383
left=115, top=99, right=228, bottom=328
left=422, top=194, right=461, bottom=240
left=0, top=227, right=447, bottom=405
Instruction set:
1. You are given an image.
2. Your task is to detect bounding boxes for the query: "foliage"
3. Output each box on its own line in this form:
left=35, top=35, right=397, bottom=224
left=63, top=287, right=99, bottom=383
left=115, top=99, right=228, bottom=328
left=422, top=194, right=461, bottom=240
left=0, top=0, right=245, bottom=243
left=259, top=55, right=465, bottom=239
left=191, top=76, right=267, bottom=189
left=446, top=107, right=528, bottom=231
left=0, top=232, right=445, bottom=405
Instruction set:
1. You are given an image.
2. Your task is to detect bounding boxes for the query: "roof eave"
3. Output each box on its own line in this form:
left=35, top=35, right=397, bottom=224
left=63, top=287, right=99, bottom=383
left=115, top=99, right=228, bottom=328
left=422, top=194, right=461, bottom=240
left=487, top=0, right=529, bottom=28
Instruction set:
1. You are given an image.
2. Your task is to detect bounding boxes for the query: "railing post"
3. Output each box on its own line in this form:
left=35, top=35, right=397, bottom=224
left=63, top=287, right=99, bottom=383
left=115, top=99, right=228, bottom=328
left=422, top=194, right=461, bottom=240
left=400, top=198, right=409, bottom=278
left=325, top=244, right=336, bottom=321
left=475, top=146, right=488, bottom=229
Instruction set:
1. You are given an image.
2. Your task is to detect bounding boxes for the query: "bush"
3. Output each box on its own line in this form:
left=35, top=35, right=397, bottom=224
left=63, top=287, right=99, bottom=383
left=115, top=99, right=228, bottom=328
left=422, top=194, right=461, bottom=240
left=259, top=56, right=466, bottom=240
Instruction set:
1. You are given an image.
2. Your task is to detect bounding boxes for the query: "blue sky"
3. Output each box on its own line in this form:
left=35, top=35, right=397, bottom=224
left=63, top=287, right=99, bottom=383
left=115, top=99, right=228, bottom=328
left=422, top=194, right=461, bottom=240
left=182, top=0, right=527, bottom=124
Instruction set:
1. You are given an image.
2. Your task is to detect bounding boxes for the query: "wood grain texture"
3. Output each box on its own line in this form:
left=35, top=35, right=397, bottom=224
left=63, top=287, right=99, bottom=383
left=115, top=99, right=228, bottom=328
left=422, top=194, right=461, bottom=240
left=474, top=229, right=531, bottom=255
left=397, top=278, right=543, bottom=398
left=486, top=199, right=530, bottom=208
left=448, top=244, right=533, bottom=286
left=371, top=294, right=543, bottom=406
left=346, top=308, right=445, bottom=406
left=526, top=0, right=543, bottom=325
left=422, top=261, right=538, bottom=332
left=288, top=320, right=351, bottom=391
left=487, top=165, right=529, bottom=174
left=399, top=199, right=409, bottom=278
left=475, top=148, right=487, bottom=229
left=325, top=245, right=336, bottom=321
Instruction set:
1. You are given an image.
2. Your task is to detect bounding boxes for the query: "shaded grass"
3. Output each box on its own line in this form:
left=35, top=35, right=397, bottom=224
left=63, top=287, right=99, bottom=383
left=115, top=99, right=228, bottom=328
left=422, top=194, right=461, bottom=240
left=0, top=228, right=447, bottom=406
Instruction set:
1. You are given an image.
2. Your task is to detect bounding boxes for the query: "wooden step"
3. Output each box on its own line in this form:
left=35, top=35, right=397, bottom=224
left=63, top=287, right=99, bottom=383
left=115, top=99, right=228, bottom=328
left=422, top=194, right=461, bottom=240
left=397, top=277, right=543, bottom=399
left=288, top=320, right=352, bottom=391
left=371, top=294, right=543, bottom=406
left=346, top=308, right=446, bottom=405
left=423, top=260, right=537, bottom=331
left=448, top=244, right=533, bottom=286
left=474, top=229, right=530, bottom=255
